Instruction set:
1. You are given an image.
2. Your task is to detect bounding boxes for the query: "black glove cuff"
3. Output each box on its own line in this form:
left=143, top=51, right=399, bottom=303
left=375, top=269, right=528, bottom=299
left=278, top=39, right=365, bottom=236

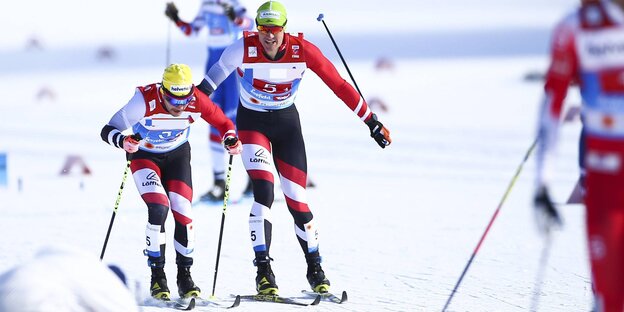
left=365, top=113, right=379, bottom=130
left=365, top=114, right=384, bottom=137
left=223, top=136, right=238, bottom=147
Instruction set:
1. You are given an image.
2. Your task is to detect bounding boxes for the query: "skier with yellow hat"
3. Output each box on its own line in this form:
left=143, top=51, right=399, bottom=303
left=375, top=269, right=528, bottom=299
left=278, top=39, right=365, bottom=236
left=101, top=64, right=242, bottom=301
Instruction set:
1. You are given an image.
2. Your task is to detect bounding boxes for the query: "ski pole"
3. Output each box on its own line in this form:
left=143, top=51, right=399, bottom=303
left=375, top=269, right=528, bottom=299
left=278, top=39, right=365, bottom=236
left=211, top=154, right=234, bottom=298
left=100, top=133, right=142, bottom=260
left=442, top=137, right=539, bottom=312
left=100, top=160, right=132, bottom=260
left=317, top=14, right=365, bottom=99
left=166, top=20, right=172, bottom=66
left=529, top=233, right=553, bottom=312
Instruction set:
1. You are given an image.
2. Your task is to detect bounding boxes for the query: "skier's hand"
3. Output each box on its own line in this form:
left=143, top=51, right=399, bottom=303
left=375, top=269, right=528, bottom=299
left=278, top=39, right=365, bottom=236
left=123, top=134, right=141, bottom=153
left=221, top=2, right=236, bottom=21
left=534, top=186, right=562, bottom=234
left=223, top=136, right=242, bottom=155
left=365, top=113, right=392, bottom=148
left=165, top=2, right=180, bottom=23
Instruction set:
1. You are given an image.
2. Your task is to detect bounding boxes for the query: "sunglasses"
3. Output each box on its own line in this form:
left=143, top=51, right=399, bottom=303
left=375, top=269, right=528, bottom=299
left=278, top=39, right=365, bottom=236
left=161, top=87, right=195, bottom=106
left=257, top=25, right=284, bottom=35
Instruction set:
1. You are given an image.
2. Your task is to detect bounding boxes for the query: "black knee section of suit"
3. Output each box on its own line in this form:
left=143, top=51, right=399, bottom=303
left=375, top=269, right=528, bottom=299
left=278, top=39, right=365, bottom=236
left=148, top=204, right=169, bottom=225
left=251, top=179, right=275, bottom=206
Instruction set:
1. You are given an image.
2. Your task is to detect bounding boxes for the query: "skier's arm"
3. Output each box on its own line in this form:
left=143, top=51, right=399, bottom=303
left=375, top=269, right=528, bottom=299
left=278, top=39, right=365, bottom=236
left=100, top=89, right=147, bottom=149
left=304, top=39, right=391, bottom=148
left=221, top=0, right=252, bottom=29
left=304, top=39, right=372, bottom=121
left=535, top=21, right=578, bottom=187
left=533, top=19, right=577, bottom=234
left=197, top=38, right=244, bottom=96
left=165, top=2, right=203, bottom=36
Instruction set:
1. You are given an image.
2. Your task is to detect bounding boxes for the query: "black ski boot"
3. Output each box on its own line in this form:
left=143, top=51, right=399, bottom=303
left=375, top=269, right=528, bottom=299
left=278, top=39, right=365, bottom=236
left=306, top=257, right=330, bottom=293
left=199, top=179, right=225, bottom=202
left=150, top=267, right=171, bottom=300
left=254, top=256, right=278, bottom=295
left=177, top=267, right=201, bottom=298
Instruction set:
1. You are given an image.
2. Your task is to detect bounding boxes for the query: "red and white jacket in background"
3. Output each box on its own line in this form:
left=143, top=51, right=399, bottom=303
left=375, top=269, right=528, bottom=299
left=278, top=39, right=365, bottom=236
left=536, top=0, right=624, bottom=185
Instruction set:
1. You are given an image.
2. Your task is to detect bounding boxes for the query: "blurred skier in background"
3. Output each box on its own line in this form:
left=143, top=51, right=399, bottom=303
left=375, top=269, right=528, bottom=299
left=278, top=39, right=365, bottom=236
left=100, top=64, right=241, bottom=300
left=165, top=0, right=254, bottom=202
left=533, top=0, right=624, bottom=311
left=196, top=0, right=392, bottom=295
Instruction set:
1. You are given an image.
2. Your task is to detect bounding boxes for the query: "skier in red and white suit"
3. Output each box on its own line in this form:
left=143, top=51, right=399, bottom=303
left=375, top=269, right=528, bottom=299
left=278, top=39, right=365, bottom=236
left=196, top=1, right=392, bottom=295
left=534, top=1, right=624, bottom=311
left=100, top=64, right=241, bottom=300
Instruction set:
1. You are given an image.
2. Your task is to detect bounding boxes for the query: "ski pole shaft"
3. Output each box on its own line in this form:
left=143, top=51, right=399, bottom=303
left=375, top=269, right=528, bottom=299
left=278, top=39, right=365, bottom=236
left=211, top=154, right=234, bottom=297
left=100, top=160, right=132, bottom=260
left=317, top=14, right=365, bottom=99
left=442, top=137, right=539, bottom=311
left=529, top=233, right=553, bottom=312
left=166, top=21, right=172, bottom=66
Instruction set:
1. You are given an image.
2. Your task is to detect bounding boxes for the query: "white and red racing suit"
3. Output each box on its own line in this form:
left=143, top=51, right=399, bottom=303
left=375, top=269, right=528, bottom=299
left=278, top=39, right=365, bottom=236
left=199, top=31, right=375, bottom=262
left=101, top=83, right=234, bottom=268
left=536, top=1, right=624, bottom=311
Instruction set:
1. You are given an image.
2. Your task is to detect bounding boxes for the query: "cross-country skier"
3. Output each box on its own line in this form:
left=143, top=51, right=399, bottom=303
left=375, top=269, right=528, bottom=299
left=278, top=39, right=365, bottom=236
left=534, top=0, right=624, bottom=311
left=165, top=1, right=254, bottom=202
left=100, top=64, right=242, bottom=300
left=195, top=1, right=392, bottom=295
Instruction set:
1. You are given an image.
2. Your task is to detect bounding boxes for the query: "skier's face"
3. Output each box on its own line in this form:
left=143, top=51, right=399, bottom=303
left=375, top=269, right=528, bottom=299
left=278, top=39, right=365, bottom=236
left=257, top=25, right=284, bottom=58
left=161, top=87, right=194, bottom=116
left=164, top=100, right=187, bottom=116
left=162, top=94, right=189, bottom=116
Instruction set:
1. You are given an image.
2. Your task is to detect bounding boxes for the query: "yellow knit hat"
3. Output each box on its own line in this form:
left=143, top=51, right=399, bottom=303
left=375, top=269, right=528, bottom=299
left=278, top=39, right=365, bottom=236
left=162, top=64, right=193, bottom=97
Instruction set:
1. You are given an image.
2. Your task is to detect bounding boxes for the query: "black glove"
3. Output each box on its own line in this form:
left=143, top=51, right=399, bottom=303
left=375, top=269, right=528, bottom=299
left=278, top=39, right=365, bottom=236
left=534, top=186, right=563, bottom=234
left=223, top=136, right=242, bottom=155
left=165, top=2, right=180, bottom=23
left=221, top=2, right=236, bottom=21
left=365, top=114, right=392, bottom=149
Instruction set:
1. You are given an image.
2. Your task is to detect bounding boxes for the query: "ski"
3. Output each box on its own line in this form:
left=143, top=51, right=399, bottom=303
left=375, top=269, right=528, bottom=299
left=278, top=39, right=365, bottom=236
left=233, top=293, right=321, bottom=306
left=301, top=290, right=348, bottom=304
left=176, top=298, right=196, bottom=310
left=142, top=297, right=196, bottom=310
left=193, top=295, right=241, bottom=309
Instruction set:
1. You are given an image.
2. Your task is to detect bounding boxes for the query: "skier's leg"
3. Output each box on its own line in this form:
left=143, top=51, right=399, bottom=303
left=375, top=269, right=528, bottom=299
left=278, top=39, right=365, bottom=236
left=585, top=140, right=624, bottom=312
left=586, top=172, right=624, bottom=312
left=130, top=157, right=171, bottom=299
left=162, top=143, right=201, bottom=297
left=272, top=106, right=330, bottom=292
left=238, top=128, right=279, bottom=294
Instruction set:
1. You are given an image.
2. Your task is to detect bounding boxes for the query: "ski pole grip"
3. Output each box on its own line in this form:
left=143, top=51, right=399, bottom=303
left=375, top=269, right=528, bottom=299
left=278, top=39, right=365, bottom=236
left=317, top=14, right=324, bottom=21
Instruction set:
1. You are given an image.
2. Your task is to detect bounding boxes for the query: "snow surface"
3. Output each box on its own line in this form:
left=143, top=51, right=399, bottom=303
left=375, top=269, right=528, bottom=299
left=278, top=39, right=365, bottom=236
left=0, top=0, right=592, bottom=311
